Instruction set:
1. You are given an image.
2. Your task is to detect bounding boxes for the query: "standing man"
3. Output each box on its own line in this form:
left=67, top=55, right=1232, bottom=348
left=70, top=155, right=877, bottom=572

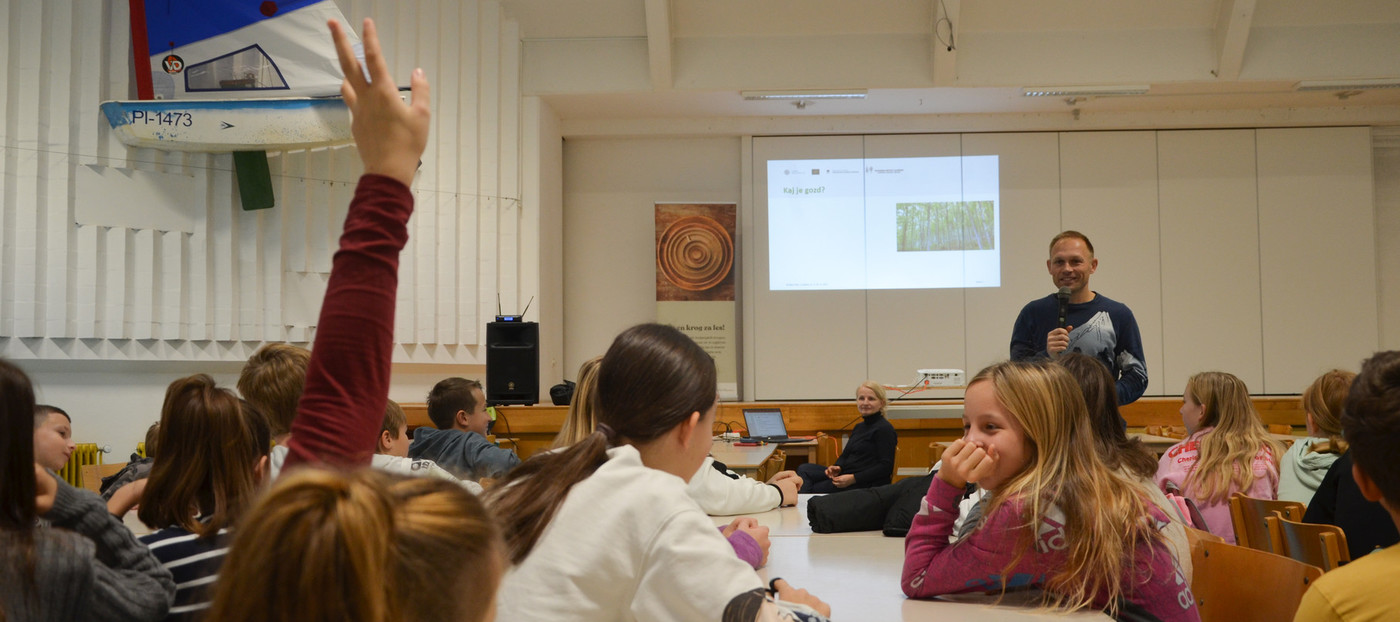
left=1010, top=231, right=1148, bottom=405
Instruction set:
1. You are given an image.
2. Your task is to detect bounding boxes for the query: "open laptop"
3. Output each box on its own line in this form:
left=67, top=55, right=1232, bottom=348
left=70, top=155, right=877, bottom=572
left=740, top=408, right=798, bottom=443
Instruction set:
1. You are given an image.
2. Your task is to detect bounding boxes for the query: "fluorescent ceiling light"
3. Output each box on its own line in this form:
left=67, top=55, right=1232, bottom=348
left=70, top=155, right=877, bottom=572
left=741, top=89, right=867, bottom=100
left=1022, top=85, right=1149, bottom=97
left=1295, top=78, right=1400, bottom=92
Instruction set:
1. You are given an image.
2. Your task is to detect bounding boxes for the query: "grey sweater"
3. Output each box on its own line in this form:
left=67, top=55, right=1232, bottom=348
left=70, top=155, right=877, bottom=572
left=0, top=472, right=175, bottom=622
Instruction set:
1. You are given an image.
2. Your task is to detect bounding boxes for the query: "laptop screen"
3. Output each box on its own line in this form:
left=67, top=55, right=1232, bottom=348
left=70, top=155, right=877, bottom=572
left=743, top=409, right=788, bottom=438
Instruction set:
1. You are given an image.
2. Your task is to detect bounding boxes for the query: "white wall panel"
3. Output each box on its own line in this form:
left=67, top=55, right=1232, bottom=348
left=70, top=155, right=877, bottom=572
left=750, top=135, right=867, bottom=399
left=1157, top=129, right=1263, bottom=392
left=1257, top=127, right=1378, bottom=391
left=962, top=132, right=1063, bottom=376
left=864, top=133, right=966, bottom=387
left=1, top=0, right=527, bottom=366
left=1375, top=133, right=1400, bottom=351
left=1059, top=131, right=1164, bottom=398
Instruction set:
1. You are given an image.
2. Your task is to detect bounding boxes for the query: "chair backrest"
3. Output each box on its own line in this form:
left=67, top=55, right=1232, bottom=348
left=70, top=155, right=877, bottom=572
left=1229, top=493, right=1304, bottom=553
left=1267, top=423, right=1294, bottom=435
left=814, top=432, right=840, bottom=466
left=79, top=462, right=128, bottom=494
left=1146, top=424, right=1189, bottom=439
left=755, top=448, right=787, bottom=482
left=1276, top=515, right=1352, bottom=571
left=1191, top=537, right=1322, bottom=622
left=928, top=441, right=948, bottom=467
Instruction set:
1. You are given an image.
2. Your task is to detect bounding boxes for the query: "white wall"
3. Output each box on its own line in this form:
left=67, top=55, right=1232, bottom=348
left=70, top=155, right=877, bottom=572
left=561, top=136, right=742, bottom=377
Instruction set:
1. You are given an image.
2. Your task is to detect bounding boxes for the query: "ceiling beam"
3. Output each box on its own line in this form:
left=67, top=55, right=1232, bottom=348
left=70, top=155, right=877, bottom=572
left=1213, top=0, right=1256, bottom=81
left=931, top=0, right=960, bottom=86
left=644, top=0, right=673, bottom=90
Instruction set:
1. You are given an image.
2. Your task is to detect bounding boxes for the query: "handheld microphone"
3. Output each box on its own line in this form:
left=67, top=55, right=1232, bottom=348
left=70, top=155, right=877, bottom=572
left=1056, top=287, right=1071, bottom=329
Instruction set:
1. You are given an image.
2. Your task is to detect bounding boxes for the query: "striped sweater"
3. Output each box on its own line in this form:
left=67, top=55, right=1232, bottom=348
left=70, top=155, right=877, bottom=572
left=139, top=523, right=232, bottom=621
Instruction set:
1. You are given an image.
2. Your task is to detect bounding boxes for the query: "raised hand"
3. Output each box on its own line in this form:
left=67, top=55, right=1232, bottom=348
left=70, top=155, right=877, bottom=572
left=328, top=18, right=431, bottom=188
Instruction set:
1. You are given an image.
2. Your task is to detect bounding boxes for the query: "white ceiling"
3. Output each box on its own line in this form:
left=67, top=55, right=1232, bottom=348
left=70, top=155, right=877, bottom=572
left=499, top=0, right=1400, bottom=128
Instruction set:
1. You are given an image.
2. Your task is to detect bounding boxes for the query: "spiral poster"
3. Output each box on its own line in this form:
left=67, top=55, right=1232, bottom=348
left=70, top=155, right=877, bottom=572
left=656, top=203, right=738, bottom=398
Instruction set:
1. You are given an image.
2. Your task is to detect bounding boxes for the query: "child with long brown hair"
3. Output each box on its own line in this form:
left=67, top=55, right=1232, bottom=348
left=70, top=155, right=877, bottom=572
left=1277, top=369, right=1355, bottom=503
left=0, top=358, right=175, bottom=621
left=902, top=360, right=1196, bottom=621
left=488, top=323, right=831, bottom=621
left=121, top=376, right=271, bottom=621
left=1155, top=371, right=1283, bottom=543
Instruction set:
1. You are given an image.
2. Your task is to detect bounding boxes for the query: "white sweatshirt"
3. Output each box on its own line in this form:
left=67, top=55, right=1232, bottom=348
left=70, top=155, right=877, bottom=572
left=496, top=446, right=766, bottom=621
left=687, top=457, right=783, bottom=516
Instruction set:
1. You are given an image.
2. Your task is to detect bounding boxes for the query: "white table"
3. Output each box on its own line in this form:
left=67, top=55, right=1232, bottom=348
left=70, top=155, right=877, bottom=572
left=710, top=496, right=1110, bottom=621
left=710, top=439, right=778, bottom=475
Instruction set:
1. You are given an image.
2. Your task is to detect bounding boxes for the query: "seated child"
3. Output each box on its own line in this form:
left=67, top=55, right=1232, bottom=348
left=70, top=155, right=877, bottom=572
left=1295, top=351, right=1400, bottom=620
left=554, top=356, right=780, bottom=569
left=237, top=342, right=310, bottom=479
left=1155, top=371, right=1282, bottom=543
left=32, top=404, right=75, bottom=473
left=101, top=421, right=159, bottom=502
left=374, top=399, right=482, bottom=494
left=2, top=360, right=175, bottom=621
left=1277, top=369, right=1354, bottom=504
left=131, top=381, right=272, bottom=621
left=489, top=324, right=831, bottom=620
left=902, top=360, right=1196, bottom=621
left=408, top=377, right=521, bottom=479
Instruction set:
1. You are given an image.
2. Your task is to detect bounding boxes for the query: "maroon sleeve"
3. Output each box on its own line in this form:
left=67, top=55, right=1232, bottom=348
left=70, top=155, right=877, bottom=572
left=284, top=174, right=412, bottom=471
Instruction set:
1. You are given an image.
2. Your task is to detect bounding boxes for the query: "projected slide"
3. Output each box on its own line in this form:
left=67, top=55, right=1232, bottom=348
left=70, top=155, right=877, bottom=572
left=767, top=156, right=1000, bottom=291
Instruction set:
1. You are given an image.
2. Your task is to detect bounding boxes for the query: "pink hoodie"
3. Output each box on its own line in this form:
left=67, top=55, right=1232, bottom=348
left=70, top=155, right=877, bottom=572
left=902, top=477, right=1199, bottom=622
left=1154, top=427, right=1279, bottom=544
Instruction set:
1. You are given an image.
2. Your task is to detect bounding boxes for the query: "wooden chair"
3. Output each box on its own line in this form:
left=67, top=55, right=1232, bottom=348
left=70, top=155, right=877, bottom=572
left=1145, top=424, right=1188, bottom=439
left=1275, top=516, right=1352, bottom=571
left=1191, top=537, right=1322, bottom=622
left=1228, top=493, right=1304, bottom=553
left=928, top=441, right=948, bottom=466
left=755, top=449, right=787, bottom=482
left=79, top=462, right=128, bottom=494
left=813, top=432, right=840, bottom=466
left=1267, top=423, right=1294, bottom=435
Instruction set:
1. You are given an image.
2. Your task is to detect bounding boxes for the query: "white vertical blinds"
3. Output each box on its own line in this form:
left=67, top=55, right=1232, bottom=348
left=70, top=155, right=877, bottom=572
left=0, top=0, right=525, bottom=364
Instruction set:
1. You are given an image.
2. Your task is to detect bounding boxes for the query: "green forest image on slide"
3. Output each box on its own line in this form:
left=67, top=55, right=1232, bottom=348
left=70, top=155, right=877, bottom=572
left=895, top=201, right=995, bottom=252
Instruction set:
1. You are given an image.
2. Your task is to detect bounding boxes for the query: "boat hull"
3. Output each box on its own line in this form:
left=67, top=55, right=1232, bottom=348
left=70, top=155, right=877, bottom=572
left=99, top=98, right=351, bottom=152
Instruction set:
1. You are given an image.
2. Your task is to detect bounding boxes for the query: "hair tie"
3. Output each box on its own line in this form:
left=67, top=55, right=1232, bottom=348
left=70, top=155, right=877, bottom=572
left=595, top=422, right=617, bottom=444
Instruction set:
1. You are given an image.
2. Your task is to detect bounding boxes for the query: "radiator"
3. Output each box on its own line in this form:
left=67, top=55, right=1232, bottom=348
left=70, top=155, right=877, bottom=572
left=58, top=443, right=103, bottom=488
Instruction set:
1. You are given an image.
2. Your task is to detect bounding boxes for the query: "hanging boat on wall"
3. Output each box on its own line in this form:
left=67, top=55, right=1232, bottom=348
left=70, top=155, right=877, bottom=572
left=99, top=0, right=358, bottom=153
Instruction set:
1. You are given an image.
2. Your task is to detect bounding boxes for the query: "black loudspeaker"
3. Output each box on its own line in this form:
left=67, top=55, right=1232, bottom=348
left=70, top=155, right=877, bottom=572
left=486, top=321, right=539, bottom=405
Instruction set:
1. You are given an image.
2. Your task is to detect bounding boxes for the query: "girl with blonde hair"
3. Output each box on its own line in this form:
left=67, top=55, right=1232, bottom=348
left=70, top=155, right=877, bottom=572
left=1155, top=371, right=1283, bottom=543
left=902, top=360, right=1196, bottom=621
left=1277, top=369, right=1355, bottom=503
left=550, top=356, right=602, bottom=449
left=204, top=469, right=502, bottom=622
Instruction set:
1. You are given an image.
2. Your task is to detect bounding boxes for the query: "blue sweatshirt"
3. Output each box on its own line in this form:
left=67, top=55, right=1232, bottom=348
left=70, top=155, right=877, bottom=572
left=409, top=427, right=521, bottom=479
left=1010, top=291, right=1148, bottom=405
